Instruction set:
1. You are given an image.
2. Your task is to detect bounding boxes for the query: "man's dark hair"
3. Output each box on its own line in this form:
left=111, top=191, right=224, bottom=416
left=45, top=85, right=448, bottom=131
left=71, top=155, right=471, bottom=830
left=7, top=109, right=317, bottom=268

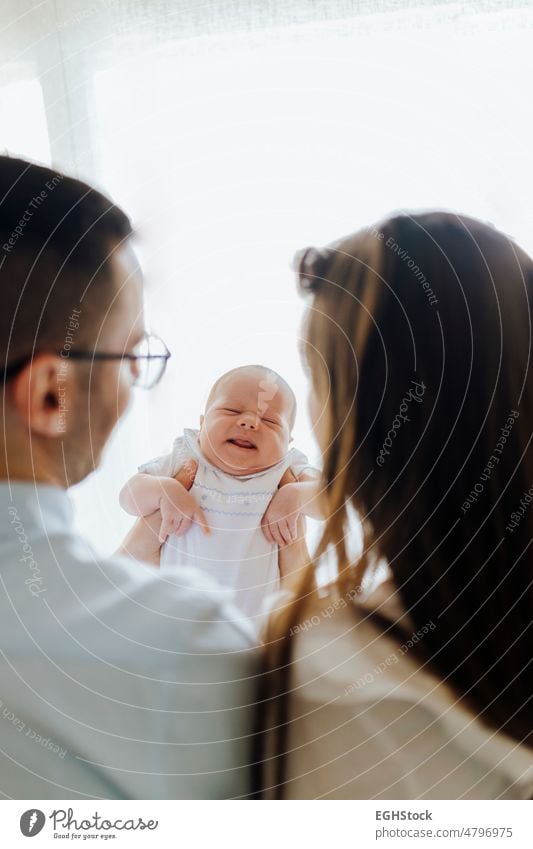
left=0, top=156, right=133, bottom=368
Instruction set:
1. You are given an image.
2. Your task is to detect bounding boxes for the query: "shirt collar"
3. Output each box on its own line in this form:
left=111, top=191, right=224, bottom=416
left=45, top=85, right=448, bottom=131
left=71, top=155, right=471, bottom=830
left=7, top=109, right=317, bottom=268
left=0, top=480, right=73, bottom=540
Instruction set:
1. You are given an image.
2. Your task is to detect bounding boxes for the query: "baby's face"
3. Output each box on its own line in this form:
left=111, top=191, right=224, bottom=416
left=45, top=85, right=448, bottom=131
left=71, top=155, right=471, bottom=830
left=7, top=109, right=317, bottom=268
left=198, top=371, right=293, bottom=476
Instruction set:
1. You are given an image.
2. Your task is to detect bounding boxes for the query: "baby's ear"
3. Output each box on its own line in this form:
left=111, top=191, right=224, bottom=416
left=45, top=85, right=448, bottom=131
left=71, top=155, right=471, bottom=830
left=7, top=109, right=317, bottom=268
left=199, top=414, right=204, bottom=429
left=289, top=434, right=294, bottom=444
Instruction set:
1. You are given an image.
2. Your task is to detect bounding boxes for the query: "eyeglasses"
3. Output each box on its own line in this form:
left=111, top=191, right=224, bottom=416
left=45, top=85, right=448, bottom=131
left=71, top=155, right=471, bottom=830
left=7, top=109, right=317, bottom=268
left=2, top=332, right=171, bottom=390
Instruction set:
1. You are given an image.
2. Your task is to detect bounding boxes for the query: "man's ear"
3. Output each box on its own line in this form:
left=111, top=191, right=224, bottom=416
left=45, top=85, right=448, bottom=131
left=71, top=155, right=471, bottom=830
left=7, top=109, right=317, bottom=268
left=289, top=434, right=294, bottom=444
left=10, top=354, right=72, bottom=437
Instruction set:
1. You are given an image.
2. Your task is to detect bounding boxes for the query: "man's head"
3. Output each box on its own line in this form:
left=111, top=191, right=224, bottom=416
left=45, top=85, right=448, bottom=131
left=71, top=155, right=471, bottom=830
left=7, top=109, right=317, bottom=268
left=198, top=365, right=297, bottom=476
left=0, top=156, right=145, bottom=486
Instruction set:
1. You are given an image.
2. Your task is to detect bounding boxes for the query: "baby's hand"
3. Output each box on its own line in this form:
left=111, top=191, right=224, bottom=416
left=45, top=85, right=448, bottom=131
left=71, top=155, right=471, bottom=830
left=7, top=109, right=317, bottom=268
left=158, top=477, right=210, bottom=543
left=261, top=481, right=302, bottom=547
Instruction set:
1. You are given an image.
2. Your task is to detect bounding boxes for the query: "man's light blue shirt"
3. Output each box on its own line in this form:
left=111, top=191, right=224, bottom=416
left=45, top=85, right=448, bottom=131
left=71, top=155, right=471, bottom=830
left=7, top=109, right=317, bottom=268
left=0, top=482, right=257, bottom=799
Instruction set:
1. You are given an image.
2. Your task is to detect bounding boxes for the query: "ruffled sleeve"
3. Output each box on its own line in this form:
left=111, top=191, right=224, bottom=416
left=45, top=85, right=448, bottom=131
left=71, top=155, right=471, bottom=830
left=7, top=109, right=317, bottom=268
left=287, top=447, right=317, bottom=478
left=137, top=435, right=193, bottom=478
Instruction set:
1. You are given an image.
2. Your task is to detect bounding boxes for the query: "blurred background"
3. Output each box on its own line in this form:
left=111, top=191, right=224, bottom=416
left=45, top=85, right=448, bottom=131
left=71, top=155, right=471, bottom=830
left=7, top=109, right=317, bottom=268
left=1, top=0, right=532, bottom=555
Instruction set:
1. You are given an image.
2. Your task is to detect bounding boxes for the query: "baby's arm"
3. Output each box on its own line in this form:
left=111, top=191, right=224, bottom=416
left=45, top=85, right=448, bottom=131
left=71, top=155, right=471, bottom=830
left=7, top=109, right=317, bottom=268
left=119, top=460, right=209, bottom=545
left=261, top=467, right=323, bottom=547
left=277, top=514, right=311, bottom=584
left=119, top=460, right=197, bottom=516
left=288, top=469, right=324, bottom=520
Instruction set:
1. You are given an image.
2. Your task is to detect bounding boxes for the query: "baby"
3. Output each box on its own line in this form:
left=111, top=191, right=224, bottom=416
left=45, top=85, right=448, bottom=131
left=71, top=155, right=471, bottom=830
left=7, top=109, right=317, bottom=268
left=119, top=365, right=322, bottom=620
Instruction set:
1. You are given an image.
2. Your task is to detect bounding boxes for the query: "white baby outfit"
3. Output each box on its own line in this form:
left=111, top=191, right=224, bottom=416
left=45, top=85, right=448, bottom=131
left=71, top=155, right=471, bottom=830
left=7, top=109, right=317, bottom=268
left=139, top=429, right=312, bottom=621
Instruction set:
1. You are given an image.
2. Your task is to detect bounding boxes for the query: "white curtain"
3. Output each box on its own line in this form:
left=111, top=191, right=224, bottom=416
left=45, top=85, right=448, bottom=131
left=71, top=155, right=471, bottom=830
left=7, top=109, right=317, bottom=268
left=1, top=0, right=533, bottom=555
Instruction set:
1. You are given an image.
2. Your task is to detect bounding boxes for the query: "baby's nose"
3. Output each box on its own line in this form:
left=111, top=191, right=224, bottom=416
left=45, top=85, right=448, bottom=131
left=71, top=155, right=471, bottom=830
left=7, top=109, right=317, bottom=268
left=238, top=412, right=260, bottom=429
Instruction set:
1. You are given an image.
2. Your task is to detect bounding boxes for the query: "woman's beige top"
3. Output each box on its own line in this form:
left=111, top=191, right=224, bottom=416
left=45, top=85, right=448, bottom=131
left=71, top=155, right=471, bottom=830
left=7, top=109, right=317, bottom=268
left=273, top=577, right=533, bottom=799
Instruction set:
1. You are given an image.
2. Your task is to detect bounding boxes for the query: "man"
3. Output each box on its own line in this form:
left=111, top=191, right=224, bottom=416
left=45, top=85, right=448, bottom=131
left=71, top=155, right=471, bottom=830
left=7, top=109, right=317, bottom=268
left=0, top=156, right=258, bottom=799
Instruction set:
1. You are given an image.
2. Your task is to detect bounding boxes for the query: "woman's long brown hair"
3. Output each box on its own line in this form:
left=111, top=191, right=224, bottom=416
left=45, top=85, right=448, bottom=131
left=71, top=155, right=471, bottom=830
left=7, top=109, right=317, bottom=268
left=253, top=212, right=533, bottom=798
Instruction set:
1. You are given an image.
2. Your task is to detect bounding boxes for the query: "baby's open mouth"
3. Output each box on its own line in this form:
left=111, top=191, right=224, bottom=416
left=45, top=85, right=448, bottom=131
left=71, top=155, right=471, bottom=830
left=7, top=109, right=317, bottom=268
left=227, top=438, right=257, bottom=450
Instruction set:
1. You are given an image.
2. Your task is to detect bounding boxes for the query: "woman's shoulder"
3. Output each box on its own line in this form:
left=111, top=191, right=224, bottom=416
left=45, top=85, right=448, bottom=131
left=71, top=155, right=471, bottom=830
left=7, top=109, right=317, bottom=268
left=289, top=579, right=533, bottom=795
left=290, top=579, right=449, bottom=706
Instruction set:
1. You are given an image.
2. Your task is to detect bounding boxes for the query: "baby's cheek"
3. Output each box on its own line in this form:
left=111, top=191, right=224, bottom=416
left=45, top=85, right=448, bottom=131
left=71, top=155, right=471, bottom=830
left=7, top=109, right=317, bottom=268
left=268, top=437, right=285, bottom=461
left=198, top=426, right=214, bottom=451
left=278, top=433, right=291, bottom=456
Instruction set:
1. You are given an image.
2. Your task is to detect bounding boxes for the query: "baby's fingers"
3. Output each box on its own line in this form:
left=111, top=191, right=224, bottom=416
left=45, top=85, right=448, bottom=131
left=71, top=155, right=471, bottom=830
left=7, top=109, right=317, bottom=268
left=159, top=517, right=175, bottom=543
left=288, top=517, right=298, bottom=542
left=174, top=517, right=191, bottom=537
left=278, top=519, right=295, bottom=547
left=261, top=517, right=275, bottom=545
left=269, top=521, right=288, bottom=548
left=193, top=507, right=211, bottom=536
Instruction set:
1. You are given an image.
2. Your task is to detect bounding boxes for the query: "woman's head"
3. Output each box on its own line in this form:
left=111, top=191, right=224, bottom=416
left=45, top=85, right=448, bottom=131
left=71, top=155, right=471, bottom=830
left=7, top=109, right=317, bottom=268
left=297, top=212, right=533, bottom=743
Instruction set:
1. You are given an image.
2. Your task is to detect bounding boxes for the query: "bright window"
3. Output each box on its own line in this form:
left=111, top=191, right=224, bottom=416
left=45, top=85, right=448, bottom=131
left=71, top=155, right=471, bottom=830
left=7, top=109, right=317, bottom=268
left=2, top=4, right=533, bottom=555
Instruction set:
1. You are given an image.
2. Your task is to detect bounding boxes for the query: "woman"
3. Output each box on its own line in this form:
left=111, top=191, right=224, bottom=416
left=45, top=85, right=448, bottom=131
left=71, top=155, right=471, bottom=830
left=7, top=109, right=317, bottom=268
left=255, top=212, right=533, bottom=799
